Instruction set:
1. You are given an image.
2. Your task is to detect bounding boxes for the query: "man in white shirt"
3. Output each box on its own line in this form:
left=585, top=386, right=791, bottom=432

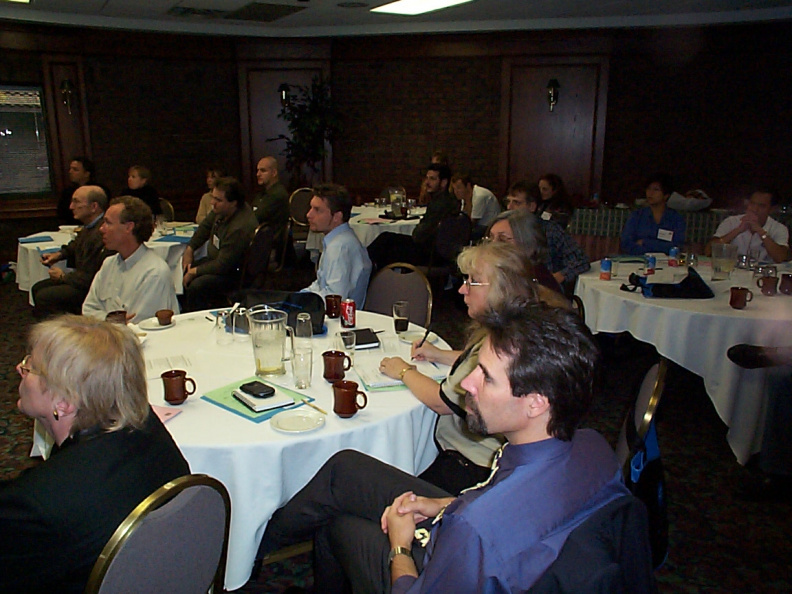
left=83, top=196, right=179, bottom=323
left=302, top=183, right=372, bottom=307
left=712, top=190, right=790, bottom=263
left=451, top=172, right=501, bottom=238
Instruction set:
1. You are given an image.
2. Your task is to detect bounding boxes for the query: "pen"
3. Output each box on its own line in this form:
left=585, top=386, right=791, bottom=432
left=411, top=325, right=433, bottom=361
left=301, top=399, right=328, bottom=415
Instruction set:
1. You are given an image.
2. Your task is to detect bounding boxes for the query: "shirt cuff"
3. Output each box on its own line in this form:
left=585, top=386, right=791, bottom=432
left=392, top=575, right=418, bottom=594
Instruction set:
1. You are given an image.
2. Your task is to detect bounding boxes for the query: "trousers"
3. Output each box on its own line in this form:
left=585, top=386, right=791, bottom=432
left=31, top=279, right=86, bottom=317
left=259, top=450, right=450, bottom=594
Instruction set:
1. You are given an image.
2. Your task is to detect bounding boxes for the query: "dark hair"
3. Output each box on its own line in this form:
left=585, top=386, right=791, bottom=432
left=213, top=177, right=246, bottom=207
left=206, top=164, right=228, bottom=177
left=427, top=163, right=452, bottom=184
left=479, top=301, right=600, bottom=441
left=451, top=171, right=474, bottom=187
left=752, top=187, right=779, bottom=206
left=431, top=150, right=449, bottom=166
left=313, top=183, right=353, bottom=222
left=111, top=196, right=154, bottom=243
left=538, top=173, right=569, bottom=201
left=72, top=156, right=95, bottom=181
left=129, top=165, right=151, bottom=181
left=645, top=172, right=674, bottom=196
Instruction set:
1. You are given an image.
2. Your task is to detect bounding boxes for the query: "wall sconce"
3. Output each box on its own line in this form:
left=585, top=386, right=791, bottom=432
left=60, top=79, right=75, bottom=115
left=278, top=83, right=291, bottom=108
left=546, top=79, right=560, bottom=112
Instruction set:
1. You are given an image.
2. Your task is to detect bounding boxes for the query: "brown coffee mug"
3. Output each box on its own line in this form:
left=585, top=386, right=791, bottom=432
left=756, top=275, right=779, bottom=296
left=326, top=294, right=342, bottom=319
left=161, top=369, right=196, bottom=405
left=322, top=350, right=352, bottom=383
left=729, top=286, right=754, bottom=309
left=332, top=380, right=368, bottom=418
left=156, top=309, right=174, bottom=326
left=780, top=273, right=792, bottom=295
left=106, top=310, right=128, bottom=324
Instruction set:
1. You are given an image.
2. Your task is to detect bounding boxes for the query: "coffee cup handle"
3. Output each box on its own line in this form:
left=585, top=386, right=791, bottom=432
left=343, top=355, right=352, bottom=371
left=756, top=278, right=763, bottom=289
left=185, top=378, right=196, bottom=395
left=745, top=290, right=753, bottom=302
left=356, top=391, right=368, bottom=410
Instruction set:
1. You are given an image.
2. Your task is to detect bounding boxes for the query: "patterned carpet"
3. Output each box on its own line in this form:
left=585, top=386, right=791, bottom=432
left=1, top=273, right=790, bottom=592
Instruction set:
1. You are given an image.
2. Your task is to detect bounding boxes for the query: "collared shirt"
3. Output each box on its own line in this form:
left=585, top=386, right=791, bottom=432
left=303, top=222, right=372, bottom=306
left=188, top=203, right=258, bottom=277
left=470, top=185, right=502, bottom=228
left=393, top=429, right=629, bottom=594
left=621, top=206, right=686, bottom=255
left=541, top=219, right=591, bottom=283
left=83, top=244, right=179, bottom=323
left=714, top=215, right=789, bottom=262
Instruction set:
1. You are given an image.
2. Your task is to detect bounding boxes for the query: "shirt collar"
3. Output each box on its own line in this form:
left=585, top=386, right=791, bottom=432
left=121, top=243, right=148, bottom=268
left=84, top=213, right=104, bottom=229
left=322, top=222, right=350, bottom=248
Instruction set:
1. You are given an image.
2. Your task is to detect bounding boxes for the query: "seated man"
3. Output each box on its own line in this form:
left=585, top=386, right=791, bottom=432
left=182, top=177, right=258, bottom=311
left=83, top=196, right=179, bottom=323
left=252, top=156, right=289, bottom=236
left=32, top=185, right=110, bottom=318
left=368, top=163, right=459, bottom=269
left=302, top=183, right=372, bottom=306
left=258, top=303, right=632, bottom=593
left=711, top=189, right=790, bottom=263
left=506, top=180, right=591, bottom=290
left=451, top=172, right=501, bottom=238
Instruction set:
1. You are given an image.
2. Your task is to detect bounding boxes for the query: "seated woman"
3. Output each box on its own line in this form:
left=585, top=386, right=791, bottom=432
left=124, top=164, right=161, bottom=216
left=196, top=165, right=226, bottom=224
left=378, top=241, right=568, bottom=495
left=0, top=315, right=190, bottom=593
left=621, top=172, right=686, bottom=255
left=486, top=209, right=565, bottom=294
left=537, top=173, right=574, bottom=228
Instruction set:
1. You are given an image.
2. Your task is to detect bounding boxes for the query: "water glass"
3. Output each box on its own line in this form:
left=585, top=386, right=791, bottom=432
left=214, top=312, right=232, bottom=345
left=295, top=312, right=313, bottom=348
left=336, top=330, right=356, bottom=366
left=393, top=300, right=409, bottom=334
left=292, top=347, right=313, bottom=389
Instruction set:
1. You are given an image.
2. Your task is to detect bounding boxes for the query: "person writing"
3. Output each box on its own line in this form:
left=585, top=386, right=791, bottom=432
left=621, top=172, right=686, bottom=255
left=0, top=315, right=189, bottom=593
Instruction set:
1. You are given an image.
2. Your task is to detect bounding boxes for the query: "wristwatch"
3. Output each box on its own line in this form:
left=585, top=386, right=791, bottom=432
left=760, top=232, right=769, bottom=240
left=388, top=546, right=412, bottom=565
left=398, top=365, right=416, bottom=380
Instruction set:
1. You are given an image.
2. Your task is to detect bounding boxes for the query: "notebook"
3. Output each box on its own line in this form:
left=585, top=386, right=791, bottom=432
left=353, top=328, right=380, bottom=350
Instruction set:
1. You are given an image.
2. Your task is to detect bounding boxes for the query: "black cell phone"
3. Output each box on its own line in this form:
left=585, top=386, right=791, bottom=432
left=239, top=381, right=275, bottom=399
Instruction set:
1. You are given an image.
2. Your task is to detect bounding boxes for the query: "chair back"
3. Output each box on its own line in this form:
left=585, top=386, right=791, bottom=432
left=289, top=188, right=313, bottom=227
left=364, top=262, right=433, bottom=327
left=615, top=359, right=667, bottom=467
left=159, top=198, right=175, bottom=222
left=239, top=224, right=276, bottom=290
left=527, top=496, right=657, bottom=593
left=433, top=212, right=472, bottom=264
left=570, top=295, right=585, bottom=322
left=84, top=474, right=231, bottom=594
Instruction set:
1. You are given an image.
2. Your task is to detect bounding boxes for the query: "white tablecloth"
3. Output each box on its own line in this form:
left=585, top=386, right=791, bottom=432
left=306, top=205, right=425, bottom=253
left=141, top=309, right=440, bottom=589
left=575, top=260, right=792, bottom=464
left=16, top=230, right=195, bottom=303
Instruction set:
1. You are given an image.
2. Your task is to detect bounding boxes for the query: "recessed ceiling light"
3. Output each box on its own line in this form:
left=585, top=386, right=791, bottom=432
left=371, top=0, right=473, bottom=16
left=4, top=0, right=32, bottom=3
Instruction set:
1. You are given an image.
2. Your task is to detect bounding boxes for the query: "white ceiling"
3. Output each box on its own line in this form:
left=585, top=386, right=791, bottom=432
left=1, top=0, right=791, bottom=38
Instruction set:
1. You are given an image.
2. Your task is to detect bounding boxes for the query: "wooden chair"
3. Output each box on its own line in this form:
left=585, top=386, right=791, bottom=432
left=84, top=474, right=231, bottom=594
left=364, top=262, right=433, bottom=327
left=158, top=197, right=176, bottom=222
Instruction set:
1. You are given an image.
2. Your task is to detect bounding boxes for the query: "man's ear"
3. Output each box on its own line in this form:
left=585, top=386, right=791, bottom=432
left=331, top=210, right=345, bottom=227
left=522, top=393, right=550, bottom=418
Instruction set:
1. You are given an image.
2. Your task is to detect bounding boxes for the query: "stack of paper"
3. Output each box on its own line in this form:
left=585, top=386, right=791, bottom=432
left=355, top=358, right=448, bottom=389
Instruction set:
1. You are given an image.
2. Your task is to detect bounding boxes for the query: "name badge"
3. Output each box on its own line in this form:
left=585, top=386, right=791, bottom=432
left=541, top=211, right=552, bottom=221
left=212, top=234, right=220, bottom=249
left=657, top=228, right=674, bottom=242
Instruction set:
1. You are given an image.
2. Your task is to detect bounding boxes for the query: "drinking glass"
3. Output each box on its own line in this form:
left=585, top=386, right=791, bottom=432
left=393, top=300, right=409, bottom=334
left=292, top=347, right=313, bottom=389
left=295, top=312, right=313, bottom=348
left=336, top=330, right=356, bottom=366
left=213, top=312, right=232, bottom=345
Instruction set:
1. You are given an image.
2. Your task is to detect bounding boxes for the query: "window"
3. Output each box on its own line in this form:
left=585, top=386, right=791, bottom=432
left=0, top=86, right=52, bottom=195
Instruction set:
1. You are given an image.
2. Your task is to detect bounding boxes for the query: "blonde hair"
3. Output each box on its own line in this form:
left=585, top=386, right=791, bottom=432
left=29, top=315, right=149, bottom=433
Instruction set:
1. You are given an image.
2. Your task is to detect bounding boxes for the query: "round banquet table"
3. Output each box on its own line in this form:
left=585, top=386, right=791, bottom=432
left=141, top=309, right=441, bottom=589
left=575, top=259, right=792, bottom=465
left=16, top=228, right=197, bottom=303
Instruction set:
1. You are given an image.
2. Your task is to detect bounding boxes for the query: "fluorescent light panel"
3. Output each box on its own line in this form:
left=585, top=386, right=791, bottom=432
left=371, top=0, right=474, bottom=16
left=4, top=0, right=32, bottom=3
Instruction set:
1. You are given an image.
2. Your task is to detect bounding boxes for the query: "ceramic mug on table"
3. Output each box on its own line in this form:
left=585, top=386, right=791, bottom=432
left=756, top=275, right=779, bottom=296
left=161, top=369, right=196, bottom=405
left=729, top=287, right=754, bottom=309
left=156, top=309, right=174, bottom=326
left=106, top=310, right=127, bottom=324
left=325, top=294, right=342, bottom=319
left=332, top=380, right=367, bottom=418
left=780, top=273, right=792, bottom=295
left=322, top=350, right=351, bottom=382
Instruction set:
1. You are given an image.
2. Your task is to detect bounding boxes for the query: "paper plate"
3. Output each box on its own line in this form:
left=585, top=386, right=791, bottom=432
left=271, top=408, right=326, bottom=434
left=138, top=317, right=175, bottom=331
left=399, top=331, right=439, bottom=345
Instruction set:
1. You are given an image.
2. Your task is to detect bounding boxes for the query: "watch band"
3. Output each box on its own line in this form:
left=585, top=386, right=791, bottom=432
left=388, top=546, right=412, bottom=565
left=760, top=232, right=769, bottom=240
left=398, top=365, right=416, bottom=380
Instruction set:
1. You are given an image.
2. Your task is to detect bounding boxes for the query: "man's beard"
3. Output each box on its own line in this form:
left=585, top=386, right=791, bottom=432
left=464, top=392, right=488, bottom=436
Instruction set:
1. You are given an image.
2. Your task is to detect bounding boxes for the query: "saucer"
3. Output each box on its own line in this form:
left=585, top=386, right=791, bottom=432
left=138, top=317, right=175, bottom=331
left=271, top=409, right=325, bottom=434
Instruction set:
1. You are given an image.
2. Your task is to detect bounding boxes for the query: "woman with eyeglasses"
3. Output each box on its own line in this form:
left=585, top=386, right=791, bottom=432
left=2, top=315, right=189, bottom=593
left=378, top=241, right=569, bottom=494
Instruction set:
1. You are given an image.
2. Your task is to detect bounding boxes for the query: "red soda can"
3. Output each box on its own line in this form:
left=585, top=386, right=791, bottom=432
left=340, top=298, right=356, bottom=328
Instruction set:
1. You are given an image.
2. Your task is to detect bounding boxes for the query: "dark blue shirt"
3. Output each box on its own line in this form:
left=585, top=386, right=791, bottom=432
left=621, top=207, right=686, bottom=255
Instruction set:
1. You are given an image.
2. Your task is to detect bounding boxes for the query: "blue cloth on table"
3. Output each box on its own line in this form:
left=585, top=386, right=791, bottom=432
left=154, top=235, right=192, bottom=244
left=19, top=236, right=54, bottom=244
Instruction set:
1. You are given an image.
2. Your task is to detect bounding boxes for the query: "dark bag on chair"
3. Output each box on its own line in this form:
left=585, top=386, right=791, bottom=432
left=237, top=290, right=325, bottom=335
left=621, top=267, right=713, bottom=299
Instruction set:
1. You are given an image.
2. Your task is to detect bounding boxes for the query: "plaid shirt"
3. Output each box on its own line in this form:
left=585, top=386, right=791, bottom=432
left=541, top=219, right=590, bottom=283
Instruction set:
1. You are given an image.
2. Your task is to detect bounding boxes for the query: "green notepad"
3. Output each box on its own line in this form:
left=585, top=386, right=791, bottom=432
left=201, top=376, right=313, bottom=423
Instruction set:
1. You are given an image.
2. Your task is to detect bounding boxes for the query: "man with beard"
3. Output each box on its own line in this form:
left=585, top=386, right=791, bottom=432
left=256, top=303, right=632, bottom=592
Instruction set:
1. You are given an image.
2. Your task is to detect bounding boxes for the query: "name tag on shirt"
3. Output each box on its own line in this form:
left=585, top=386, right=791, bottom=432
left=212, top=234, right=220, bottom=249
left=541, top=211, right=552, bottom=221
left=657, top=229, right=674, bottom=242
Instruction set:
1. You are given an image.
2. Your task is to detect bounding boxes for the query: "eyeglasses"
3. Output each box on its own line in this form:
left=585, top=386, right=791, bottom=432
left=461, top=275, right=490, bottom=289
left=17, top=355, right=39, bottom=377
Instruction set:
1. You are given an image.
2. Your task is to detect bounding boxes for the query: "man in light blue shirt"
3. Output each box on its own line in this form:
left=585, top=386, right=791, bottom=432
left=302, top=184, right=372, bottom=307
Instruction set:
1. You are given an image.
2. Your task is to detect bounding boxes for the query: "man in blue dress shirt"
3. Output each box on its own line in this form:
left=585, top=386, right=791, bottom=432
left=257, top=302, right=635, bottom=592
left=621, top=173, right=686, bottom=255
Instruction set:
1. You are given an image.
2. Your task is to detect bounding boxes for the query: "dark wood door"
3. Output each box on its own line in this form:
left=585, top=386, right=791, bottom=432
left=500, top=57, right=608, bottom=201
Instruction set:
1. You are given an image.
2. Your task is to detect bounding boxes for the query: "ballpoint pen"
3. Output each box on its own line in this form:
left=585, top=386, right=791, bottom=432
left=411, top=325, right=433, bottom=362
